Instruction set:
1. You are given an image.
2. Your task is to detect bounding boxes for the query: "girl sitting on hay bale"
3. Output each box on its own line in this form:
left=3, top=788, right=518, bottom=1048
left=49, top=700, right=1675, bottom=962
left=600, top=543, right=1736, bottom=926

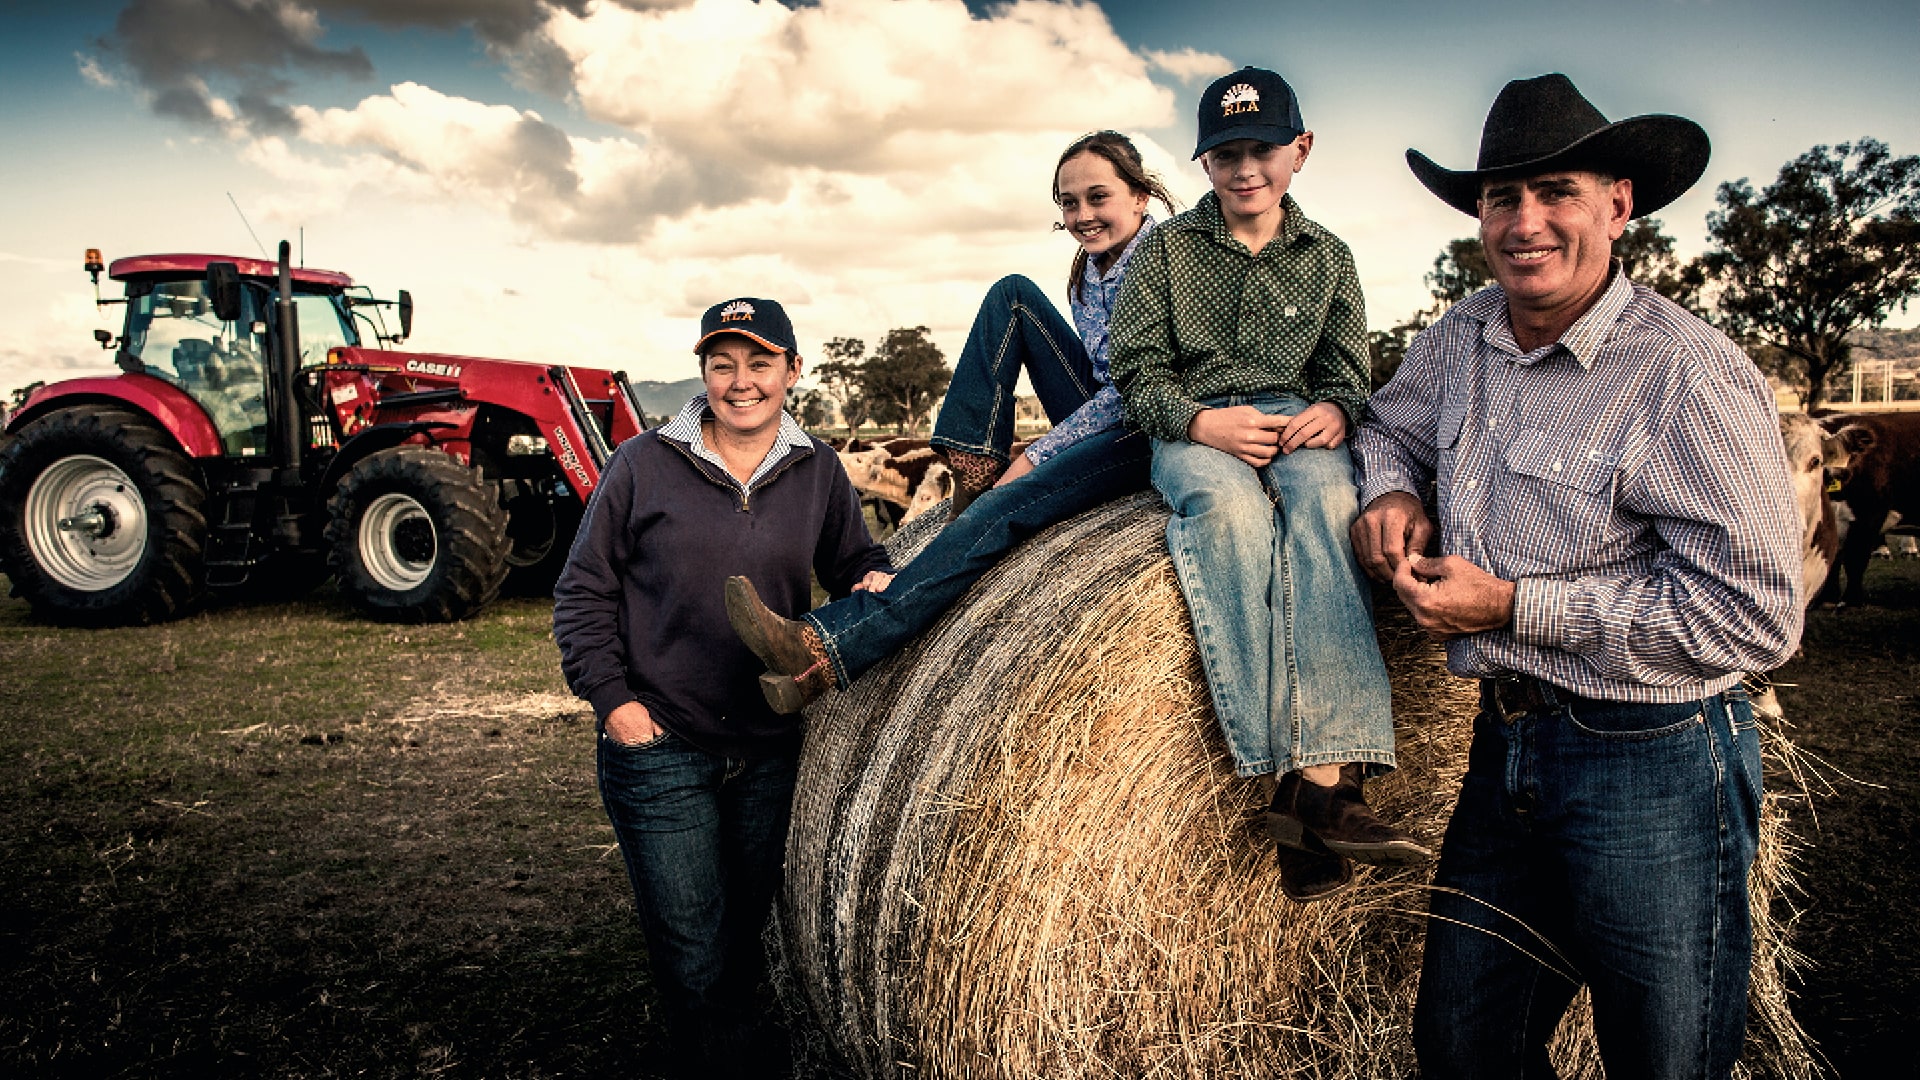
left=727, top=131, right=1178, bottom=711
left=1110, top=66, right=1429, bottom=901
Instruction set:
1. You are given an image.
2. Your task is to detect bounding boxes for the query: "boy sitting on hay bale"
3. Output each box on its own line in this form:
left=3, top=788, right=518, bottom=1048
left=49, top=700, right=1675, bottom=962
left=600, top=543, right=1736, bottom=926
left=1109, top=66, right=1428, bottom=902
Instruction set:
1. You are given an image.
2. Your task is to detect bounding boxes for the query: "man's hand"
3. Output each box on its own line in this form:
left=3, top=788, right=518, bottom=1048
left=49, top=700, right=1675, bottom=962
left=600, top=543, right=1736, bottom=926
left=1276, top=401, right=1349, bottom=453
left=1187, top=406, right=1290, bottom=467
left=1392, top=555, right=1515, bottom=641
left=852, top=570, right=895, bottom=593
left=605, top=700, right=665, bottom=746
left=1351, top=491, right=1434, bottom=582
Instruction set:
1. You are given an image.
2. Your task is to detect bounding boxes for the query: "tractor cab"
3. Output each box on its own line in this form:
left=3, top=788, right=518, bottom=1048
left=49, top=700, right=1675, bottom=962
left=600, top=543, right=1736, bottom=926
left=99, top=254, right=366, bottom=461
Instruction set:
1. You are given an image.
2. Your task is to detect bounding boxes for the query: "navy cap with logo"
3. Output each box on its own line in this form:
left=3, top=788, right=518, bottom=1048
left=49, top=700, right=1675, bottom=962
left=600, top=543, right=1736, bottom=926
left=693, top=297, right=798, bottom=357
left=1192, top=66, right=1305, bottom=160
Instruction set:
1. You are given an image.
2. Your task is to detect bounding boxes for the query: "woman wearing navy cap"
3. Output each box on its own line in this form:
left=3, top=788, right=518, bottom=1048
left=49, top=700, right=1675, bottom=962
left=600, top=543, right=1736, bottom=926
left=553, top=297, right=890, bottom=1077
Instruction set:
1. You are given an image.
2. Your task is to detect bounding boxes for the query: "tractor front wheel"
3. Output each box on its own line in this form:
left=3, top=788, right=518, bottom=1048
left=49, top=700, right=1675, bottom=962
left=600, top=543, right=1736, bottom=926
left=326, top=447, right=509, bottom=622
left=0, top=404, right=208, bottom=625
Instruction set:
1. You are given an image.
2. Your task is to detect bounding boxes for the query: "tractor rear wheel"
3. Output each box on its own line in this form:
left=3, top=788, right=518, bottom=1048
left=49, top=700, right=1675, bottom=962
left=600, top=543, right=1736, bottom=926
left=326, top=446, right=509, bottom=622
left=0, top=404, right=208, bottom=625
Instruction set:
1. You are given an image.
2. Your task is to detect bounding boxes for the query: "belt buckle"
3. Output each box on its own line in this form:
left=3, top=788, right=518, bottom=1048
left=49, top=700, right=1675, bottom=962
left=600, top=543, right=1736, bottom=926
left=1490, top=677, right=1538, bottom=724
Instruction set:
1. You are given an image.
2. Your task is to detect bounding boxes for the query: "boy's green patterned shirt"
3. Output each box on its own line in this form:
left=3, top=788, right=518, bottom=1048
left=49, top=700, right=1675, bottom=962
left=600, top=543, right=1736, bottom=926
left=1109, top=191, right=1371, bottom=442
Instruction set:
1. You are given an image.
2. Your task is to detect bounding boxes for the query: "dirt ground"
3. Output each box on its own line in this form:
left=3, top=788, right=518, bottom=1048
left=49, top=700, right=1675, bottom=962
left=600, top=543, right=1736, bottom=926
left=1767, top=560, right=1920, bottom=1079
left=0, top=560, right=1914, bottom=1078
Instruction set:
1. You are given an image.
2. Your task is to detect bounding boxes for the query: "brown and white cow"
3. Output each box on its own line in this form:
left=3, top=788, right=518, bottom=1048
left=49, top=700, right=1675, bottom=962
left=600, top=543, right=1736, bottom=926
left=1778, top=412, right=1869, bottom=604
left=838, top=437, right=1038, bottom=529
left=1821, top=411, right=1920, bottom=604
left=838, top=439, right=953, bottom=527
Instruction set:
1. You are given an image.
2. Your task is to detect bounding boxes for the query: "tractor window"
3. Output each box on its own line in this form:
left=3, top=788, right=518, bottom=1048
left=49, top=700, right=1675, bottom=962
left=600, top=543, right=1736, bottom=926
left=124, top=281, right=269, bottom=456
left=291, top=293, right=357, bottom=364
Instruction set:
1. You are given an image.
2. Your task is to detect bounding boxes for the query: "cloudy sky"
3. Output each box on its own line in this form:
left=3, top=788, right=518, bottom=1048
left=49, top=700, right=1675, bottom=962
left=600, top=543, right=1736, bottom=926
left=4, top=0, right=1918, bottom=398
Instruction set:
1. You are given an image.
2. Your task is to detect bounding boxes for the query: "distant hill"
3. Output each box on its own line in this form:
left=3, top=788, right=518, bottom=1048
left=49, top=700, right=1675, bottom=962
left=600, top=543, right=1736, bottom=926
left=1852, top=326, right=1920, bottom=359
left=623, top=378, right=704, bottom=424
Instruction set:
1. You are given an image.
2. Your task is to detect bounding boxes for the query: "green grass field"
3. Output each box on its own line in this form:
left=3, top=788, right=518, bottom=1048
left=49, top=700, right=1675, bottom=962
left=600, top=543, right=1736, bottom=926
left=1, top=561, right=1914, bottom=1078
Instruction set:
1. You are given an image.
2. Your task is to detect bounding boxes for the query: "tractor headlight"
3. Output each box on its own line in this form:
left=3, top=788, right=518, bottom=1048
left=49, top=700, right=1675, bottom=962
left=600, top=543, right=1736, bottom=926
left=506, top=434, right=549, bottom=456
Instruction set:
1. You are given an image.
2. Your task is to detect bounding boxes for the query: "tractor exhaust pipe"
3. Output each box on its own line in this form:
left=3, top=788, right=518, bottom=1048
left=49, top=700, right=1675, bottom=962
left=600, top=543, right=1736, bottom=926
left=274, top=240, right=304, bottom=478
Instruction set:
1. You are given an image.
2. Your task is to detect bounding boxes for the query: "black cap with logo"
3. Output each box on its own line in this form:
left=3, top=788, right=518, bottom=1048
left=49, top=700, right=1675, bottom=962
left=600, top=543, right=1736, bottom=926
left=1192, top=66, right=1306, bottom=160
left=693, top=297, right=798, bottom=356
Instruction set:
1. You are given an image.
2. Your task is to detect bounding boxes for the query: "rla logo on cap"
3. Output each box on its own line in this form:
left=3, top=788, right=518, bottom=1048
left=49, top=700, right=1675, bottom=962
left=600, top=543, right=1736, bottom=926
left=720, top=300, right=756, bottom=323
left=1221, top=82, right=1260, bottom=117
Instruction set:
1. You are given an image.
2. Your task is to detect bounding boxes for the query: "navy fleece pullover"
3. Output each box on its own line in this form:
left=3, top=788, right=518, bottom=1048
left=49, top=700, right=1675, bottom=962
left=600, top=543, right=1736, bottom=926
left=553, top=422, right=890, bottom=758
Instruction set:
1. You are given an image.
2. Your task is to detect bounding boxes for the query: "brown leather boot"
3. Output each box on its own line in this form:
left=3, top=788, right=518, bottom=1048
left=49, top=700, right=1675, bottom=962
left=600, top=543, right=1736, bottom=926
left=724, top=576, right=834, bottom=713
left=1265, top=798, right=1355, bottom=902
left=1278, top=764, right=1432, bottom=866
left=941, top=448, right=1005, bottom=518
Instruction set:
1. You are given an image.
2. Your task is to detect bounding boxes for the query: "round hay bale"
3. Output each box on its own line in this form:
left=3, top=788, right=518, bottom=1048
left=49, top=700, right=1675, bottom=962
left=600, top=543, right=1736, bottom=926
left=778, top=493, right=1814, bottom=1079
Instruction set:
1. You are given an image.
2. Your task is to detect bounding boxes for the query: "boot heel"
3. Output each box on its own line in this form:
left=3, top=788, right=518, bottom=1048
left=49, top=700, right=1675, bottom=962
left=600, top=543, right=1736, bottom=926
left=1265, top=810, right=1309, bottom=851
left=760, top=673, right=807, bottom=714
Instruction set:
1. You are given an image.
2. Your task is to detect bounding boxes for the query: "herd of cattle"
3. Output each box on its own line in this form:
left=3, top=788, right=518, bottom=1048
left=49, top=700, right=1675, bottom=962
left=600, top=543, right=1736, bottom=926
left=837, top=410, right=1919, bottom=609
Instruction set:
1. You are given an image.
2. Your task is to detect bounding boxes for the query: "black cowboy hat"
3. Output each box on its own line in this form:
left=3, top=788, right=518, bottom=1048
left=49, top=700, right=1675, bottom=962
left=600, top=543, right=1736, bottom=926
left=1406, top=73, right=1710, bottom=218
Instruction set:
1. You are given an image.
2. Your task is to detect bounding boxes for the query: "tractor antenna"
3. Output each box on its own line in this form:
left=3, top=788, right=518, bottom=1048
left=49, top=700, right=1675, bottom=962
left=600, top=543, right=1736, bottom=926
left=227, top=192, right=268, bottom=258
left=299, top=227, right=304, bottom=267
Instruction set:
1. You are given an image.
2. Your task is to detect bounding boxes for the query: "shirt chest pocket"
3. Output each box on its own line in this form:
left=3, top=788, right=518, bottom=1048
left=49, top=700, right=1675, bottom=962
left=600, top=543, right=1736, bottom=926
left=1488, top=428, right=1621, bottom=572
left=1502, top=428, right=1618, bottom=494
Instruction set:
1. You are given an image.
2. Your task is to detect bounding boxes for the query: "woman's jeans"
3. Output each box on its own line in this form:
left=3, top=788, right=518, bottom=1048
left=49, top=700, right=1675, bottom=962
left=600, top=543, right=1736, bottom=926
left=596, top=727, right=797, bottom=1075
left=807, top=274, right=1150, bottom=685
left=1149, top=393, right=1394, bottom=777
left=1413, top=684, right=1762, bottom=1080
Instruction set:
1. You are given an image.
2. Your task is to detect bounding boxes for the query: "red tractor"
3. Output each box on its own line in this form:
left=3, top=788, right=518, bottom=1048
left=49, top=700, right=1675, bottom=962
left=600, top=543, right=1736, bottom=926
left=0, top=242, right=646, bottom=625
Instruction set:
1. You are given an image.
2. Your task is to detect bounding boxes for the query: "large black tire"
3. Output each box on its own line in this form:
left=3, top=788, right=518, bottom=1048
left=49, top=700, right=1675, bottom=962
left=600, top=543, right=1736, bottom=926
left=326, top=446, right=509, bottom=622
left=0, top=404, right=208, bottom=626
left=500, top=490, right=582, bottom=598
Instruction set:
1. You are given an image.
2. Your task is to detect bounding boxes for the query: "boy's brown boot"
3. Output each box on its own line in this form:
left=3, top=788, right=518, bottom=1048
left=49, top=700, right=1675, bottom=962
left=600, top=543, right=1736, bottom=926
left=725, top=576, right=834, bottom=713
left=1275, top=764, right=1432, bottom=866
left=1265, top=806, right=1355, bottom=902
left=941, top=448, right=1004, bottom=518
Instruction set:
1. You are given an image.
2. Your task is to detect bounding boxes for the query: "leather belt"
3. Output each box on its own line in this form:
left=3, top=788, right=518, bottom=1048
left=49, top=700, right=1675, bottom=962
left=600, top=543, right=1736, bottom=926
left=1483, top=676, right=1561, bottom=723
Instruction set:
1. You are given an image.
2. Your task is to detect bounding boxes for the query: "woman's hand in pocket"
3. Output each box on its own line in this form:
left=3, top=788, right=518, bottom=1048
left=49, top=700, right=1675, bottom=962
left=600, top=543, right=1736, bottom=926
left=606, top=701, right=665, bottom=746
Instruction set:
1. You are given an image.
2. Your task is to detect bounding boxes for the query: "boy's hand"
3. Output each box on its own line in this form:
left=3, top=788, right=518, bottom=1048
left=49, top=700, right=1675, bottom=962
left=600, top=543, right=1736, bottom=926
left=1188, top=406, right=1290, bottom=467
left=1277, top=402, right=1349, bottom=453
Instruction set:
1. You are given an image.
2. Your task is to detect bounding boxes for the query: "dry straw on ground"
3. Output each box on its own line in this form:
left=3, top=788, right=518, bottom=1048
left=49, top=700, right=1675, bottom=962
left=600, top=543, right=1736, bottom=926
left=777, top=493, right=1816, bottom=1079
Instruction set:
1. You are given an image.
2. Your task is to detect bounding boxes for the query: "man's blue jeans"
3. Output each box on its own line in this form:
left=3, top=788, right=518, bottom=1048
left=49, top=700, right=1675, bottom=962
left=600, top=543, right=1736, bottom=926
left=1413, top=684, right=1762, bottom=1080
left=596, top=727, right=797, bottom=1073
left=1149, top=393, right=1395, bottom=777
left=807, top=274, right=1151, bottom=685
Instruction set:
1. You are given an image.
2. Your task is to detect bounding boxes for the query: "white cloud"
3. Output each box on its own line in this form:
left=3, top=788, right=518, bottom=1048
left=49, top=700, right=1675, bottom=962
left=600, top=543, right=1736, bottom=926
left=280, top=0, right=1180, bottom=246
left=11, top=0, right=1211, bottom=393
left=75, top=53, right=118, bottom=89
left=186, top=0, right=1199, bottom=380
left=1144, top=47, right=1231, bottom=84
left=541, top=0, right=1172, bottom=174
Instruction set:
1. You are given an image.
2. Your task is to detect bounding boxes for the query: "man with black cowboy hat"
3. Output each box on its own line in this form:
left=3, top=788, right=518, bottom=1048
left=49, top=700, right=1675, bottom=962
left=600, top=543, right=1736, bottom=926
left=1350, top=75, right=1802, bottom=1077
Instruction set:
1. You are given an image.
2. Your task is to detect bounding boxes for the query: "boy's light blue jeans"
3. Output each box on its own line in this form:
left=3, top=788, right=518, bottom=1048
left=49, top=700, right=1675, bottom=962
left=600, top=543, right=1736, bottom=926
left=1150, top=393, right=1395, bottom=778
